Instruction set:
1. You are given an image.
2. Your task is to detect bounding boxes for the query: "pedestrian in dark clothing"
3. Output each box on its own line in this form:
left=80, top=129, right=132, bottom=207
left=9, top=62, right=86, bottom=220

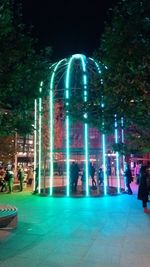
left=124, top=163, right=133, bottom=194
left=70, top=162, right=79, bottom=192
left=17, top=166, right=25, bottom=191
left=137, top=165, right=150, bottom=214
left=89, top=163, right=96, bottom=187
left=0, top=167, right=7, bottom=192
left=0, top=177, right=7, bottom=192
left=5, top=168, right=14, bottom=193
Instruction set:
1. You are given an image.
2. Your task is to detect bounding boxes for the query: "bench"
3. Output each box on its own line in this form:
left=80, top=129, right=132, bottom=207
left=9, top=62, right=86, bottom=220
left=0, top=205, right=18, bottom=229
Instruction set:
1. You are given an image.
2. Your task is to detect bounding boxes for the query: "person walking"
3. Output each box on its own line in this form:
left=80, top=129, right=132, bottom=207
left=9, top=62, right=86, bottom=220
left=17, top=165, right=25, bottom=192
left=0, top=166, right=7, bottom=192
left=5, top=167, right=14, bottom=193
left=134, top=161, right=142, bottom=184
left=89, top=162, right=96, bottom=187
left=124, top=163, right=133, bottom=194
left=70, top=162, right=79, bottom=192
left=137, top=165, right=150, bottom=214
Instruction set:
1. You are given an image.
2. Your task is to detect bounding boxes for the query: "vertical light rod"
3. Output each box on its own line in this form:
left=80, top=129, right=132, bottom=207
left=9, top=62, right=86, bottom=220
left=33, top=99, right=37, bottom=191
left=65, top=54, right=89, bottom=196
left=65, top=56, right=72, bottom=197
left=49, top=59, right=66, bottom=196
left=89, top=58, right=107, bottom=195
left=114, top=114, right=120, bottom=193
left=38, top=81, right=43, bottom=194
left=81, top=55, right=89, bottom=196
left=102, top=131, right=107, bottom=195
left=121, top=117, right=126, bottom=189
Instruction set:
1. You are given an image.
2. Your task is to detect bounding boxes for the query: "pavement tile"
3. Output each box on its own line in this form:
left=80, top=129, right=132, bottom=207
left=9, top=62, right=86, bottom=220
left=0, top=186, right=150, bottom=267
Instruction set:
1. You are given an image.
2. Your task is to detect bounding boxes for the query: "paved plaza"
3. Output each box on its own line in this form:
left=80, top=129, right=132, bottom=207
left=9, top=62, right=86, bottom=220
left=0, top=183, right=150, bottom=267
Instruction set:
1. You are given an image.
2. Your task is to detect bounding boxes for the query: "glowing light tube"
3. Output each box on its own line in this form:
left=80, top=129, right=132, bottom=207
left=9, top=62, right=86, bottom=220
left=33, top=99, right=37, bottom=191
left=84, top=121, right=89, bottom=196
left=114, top=114, right=120, bottom=193
left=66, top=114, right=70, bottom=196
left=121, top=117, right=126, bottom=190
left=102, top=133, right=107, bottom=195
left=65, top=54, right=89, bottom=196
left=89, top=58, right=107, bottom=195
left=49, top=59, right=66, bottom=196
left=38, top=81, right=43, bottom=194
left=81, top=55, right=89, bottom=197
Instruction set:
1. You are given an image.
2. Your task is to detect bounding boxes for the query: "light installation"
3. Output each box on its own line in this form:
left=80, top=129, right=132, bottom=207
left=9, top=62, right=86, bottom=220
left=89, top=57, right=107, bottom=195
left=121, top=117, right=126, bottom=189
left=49, top=59, right=67, bottom=196
left=114, top=114, right=120, bottom=193
left=38, top=81, right=43, bottom=194
left=33, top=99, right=37, bottom=191
left=34, top=54, right=123, bottom=196
left=65, top=54, right=89, bottom=196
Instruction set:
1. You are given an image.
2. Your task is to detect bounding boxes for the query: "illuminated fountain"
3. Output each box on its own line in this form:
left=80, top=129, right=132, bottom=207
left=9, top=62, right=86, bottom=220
left=34, top=54, right=125, bottom=196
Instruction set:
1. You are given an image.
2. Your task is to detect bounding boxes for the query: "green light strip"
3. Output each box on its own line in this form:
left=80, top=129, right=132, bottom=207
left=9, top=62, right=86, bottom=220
left=89, top=57, right=108, bottom=195
left=65, top=55, right=73, bottom=196
left=38, top=81, right=43, bottom=194
left=65, top=54, right=89, bottom=196
left=49, top=59, right=67, bottom=196
left=33, top=99, right=37, bottom=191
left=81, top=56, right=89, bottom=197
left=114, top=115, right=120, bottom=193
left=121, top=117, right=126, bottom=190
left=66, top=114, right=70, bottom=196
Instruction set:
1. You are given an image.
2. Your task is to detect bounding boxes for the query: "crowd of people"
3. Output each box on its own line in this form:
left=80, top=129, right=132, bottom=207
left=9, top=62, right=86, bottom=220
left=0, top=165, right=34, bottom=193
left=70, top=160, right=150, bottom=214
left=1, top=160, right=150, bottom=214
left=70, top=161, right=104, bottom=193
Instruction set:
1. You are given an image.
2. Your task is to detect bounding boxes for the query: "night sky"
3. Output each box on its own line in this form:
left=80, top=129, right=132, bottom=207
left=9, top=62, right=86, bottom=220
left=22, top=0, right=117, bottom=61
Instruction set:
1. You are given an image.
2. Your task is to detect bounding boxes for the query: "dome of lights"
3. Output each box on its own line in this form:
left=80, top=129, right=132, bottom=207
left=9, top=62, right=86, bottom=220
left=34, top=54, right=125, bottom=197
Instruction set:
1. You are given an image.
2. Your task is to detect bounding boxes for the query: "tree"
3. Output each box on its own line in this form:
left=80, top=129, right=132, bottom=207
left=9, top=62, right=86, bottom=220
left=66, top=0, right=150, bottom=155
left=98, top=0, right=150, bottom=154
left=0, top=136, right=16, bottom=164
left=0, top=0, right=52, bottom=136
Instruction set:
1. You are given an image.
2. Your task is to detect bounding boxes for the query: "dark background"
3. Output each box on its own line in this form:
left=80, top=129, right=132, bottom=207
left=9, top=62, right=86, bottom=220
left=21, top=0, right=117, bottom=60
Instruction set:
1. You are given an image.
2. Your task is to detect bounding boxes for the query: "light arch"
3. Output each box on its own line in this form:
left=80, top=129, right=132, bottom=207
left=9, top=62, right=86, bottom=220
left=34, top=53, right=123, bottom=197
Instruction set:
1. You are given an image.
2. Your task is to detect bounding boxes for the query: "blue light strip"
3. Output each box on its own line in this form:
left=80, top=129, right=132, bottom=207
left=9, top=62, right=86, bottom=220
left=33, top=99, right=37, bottom=191
left=65, top=56, right=74, bottom=197
left=81, top=55, right=89, bottom=197
left=101, top=103, right=107, bottom=195
left=66, top=114, right=70, bottom=196
left=121, top=117, right=126, bottom=189
left=38, top=81, right=43, bottom=194
left=102, top=132, right=107, bottom=195
left=65, top=54, right=89, bottom=196
left=114, top=114, right=120, bottom=193
left=49, top=59, right=66, bottom=196
left=89, top=58, right=107, bottom=195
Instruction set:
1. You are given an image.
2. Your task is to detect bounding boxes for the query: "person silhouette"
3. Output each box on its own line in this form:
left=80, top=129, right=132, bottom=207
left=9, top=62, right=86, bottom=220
left=137, top=165, right=150, bottom=214
left=89, top=163, right=96, bottom=187
left=124, top=163, right=133, bottom=194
